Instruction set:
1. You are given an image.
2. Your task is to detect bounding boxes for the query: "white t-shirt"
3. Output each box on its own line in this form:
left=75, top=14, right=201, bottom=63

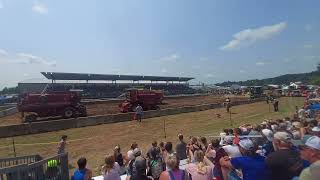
left=127, top=150, right=134, bottom=161
left=222, top=145, right=242, bottom=158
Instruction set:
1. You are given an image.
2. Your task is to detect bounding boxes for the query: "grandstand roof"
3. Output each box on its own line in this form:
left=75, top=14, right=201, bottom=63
left=41, top=72, right=194, bottom=82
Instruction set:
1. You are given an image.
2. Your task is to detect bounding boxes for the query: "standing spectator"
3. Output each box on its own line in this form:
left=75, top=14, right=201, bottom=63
left=186, top=150, right=214, bottom=180
left=147, top=141, right=158, bottom=160
left=128, top=148, right=142, bottom=177
left=220, top=139, right=269, bottom=180
left=298, top=136, right=320, bottom=180
left=165, top=142, right=174, bottom=155
left=72, top=157, right=92, bottom=180
left=210, top=139, right=227, bottom=180
left=248, top=125, right=263, bottom=147
left=127, top=156, right=153, bottom=180
left=176, top=134, right=187, bottom=160
left=148, top=147, right=163, bottom=180
left=200, top=137, right=209, bottom=151
left=260, top=129, right=274, bottom=156
left=135, top=104, right=144, bottom=122
left=233, top=128, right=242, bottom=145
left=57, top=135, right=68, bottom=154
left=101, top=154, right=121, bottom=180
left=265, top=131, right=304, bottom=180
left=159, top=154, right=188, bottom=180
left=127, top=143, right=138, bottom=161
left=114, top=145, right=126, bottom=175
left=222, top=136, right=241, bottom=158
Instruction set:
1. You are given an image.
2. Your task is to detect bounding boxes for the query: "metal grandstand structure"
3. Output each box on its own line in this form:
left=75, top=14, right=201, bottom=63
left=41, top=72, right=194, bottom=83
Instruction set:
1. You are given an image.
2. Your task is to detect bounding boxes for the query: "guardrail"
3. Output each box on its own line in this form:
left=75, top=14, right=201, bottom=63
left=0, top=153, right=69, bottom=180
left=0, top=154, right=41, bottom=168
left=0, top=98, right=263, bottom=138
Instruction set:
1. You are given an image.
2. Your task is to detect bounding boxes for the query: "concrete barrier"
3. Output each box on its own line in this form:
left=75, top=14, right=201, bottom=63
left=0, top=98, right=263, bottom=138
left=0, top=107, right=18, bottom=118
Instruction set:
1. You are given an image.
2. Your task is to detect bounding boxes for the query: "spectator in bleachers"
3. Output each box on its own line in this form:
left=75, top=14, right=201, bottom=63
left=127, top=156, right=154, bottom=180
left=101, top=154, right=121, bottom=180
left=186, top=149, right=214, bottom=180
left=164, top=142, right=174, bottom=155
left=127, top=148, right=142, bottom=177
left=260, top=129, right=274, bottom=157
left=72, top=157, right=92, bottom=180
left=209, top=139, right=227, bottom=180
left=176, top=134, right=187, bottom=160
left=199, top=137, right=209, bottom=151
left=220, top=139, right=269, bottom=180
left=222, top=136, right=241, bottom=158
left=114, top=145, right=126, bottom=175
left=147, top=141, right=158, bottom=160
left=159, top=154, right=188, bottom=180
left=159, top=142, right=165, bottom=154
left=248, top=125, right=263, bottom=147
left=233, top=128, right=242, bottom=145
left=127, top=143, right=138, bottom=161
left=265, top=131, right=304, bottom=180
left=298, top=136, right=320, bottom=180
left=147, top=147, right=164, bottom=180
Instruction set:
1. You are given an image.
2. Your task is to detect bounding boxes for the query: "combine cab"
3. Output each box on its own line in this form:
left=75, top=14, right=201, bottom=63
left=119, top=89, right=164, bottom=113
left=18, top=90, right=87, bottom=122
left=249, top=86, right=264, bottom=99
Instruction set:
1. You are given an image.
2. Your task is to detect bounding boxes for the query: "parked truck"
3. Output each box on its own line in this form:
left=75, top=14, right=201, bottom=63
left=18, top=90, right=87, bottom=122
left=119, top=88, right=164, bottom=113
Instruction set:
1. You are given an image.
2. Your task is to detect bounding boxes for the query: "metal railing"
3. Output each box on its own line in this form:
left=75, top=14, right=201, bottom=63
left=0, top=155, right=41, bottom=168
left=0, top=153, right=69, bottom=180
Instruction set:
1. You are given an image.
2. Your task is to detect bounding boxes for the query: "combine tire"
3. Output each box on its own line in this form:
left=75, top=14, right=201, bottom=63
left=25, top=114, right=37, bottom=122
left=63, top=107, right=75, bottom=118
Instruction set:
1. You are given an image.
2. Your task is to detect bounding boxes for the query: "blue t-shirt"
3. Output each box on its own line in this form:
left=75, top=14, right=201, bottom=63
left=72, top=169, right=86, bottom=180
left=231, top=155, right=269, bottom=180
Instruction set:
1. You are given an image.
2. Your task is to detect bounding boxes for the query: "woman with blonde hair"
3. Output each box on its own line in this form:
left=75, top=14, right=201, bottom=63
left=159, top=154, right=188, bottom=180
left=185, top=149, right=214, bottom=180
left=101, top=154, right=121, bottom=180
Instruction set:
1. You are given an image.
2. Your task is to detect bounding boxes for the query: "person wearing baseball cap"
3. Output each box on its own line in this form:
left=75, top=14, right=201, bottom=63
left=298, top=136, right=320, bottom=180
left=220, top=139, right=269, bottom=180
left=266, top=131, right=304, bottom=180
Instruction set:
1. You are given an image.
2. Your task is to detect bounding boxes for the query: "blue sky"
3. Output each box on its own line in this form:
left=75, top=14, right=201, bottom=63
left=0, top=0, right=319, bottom=88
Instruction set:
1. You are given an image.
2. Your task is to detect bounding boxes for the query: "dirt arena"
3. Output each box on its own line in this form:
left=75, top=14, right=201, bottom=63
left=0, top=97, right=303, bottom=175
left=0, top=95, right=247, bottom=126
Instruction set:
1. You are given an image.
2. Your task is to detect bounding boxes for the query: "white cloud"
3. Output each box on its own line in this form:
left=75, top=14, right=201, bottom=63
left=0, top=1, right=3, bottom=9
left=256, top=62, right=269, bottom=66
left=305, top=24, right=313, bottom=32
left=303, top=44, right=313, bottom=49
left=158, top=53, right=180, bottom=62
left=205, top=73, right=214, bottom=78
left=32, top=2, right=48, bottom=14
left=0, top=49, right=8, bottom=57
left=239, top=70, right=246, bottom=73
left=16, top=53, right=56, bottom=66
left=220, top=22, right=287, bottom=50
left=161, top=68, right=167, bottom=73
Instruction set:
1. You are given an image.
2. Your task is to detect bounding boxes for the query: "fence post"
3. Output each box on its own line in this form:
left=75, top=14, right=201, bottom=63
left=60, top=153, right=69, bottom=180
left=12, top=138, right=16, bottom=157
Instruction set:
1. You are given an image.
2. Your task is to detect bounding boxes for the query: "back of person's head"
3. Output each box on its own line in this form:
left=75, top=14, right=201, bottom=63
left=151, top=147, right=160, bottom=160
left=165, top=154, right=179, bottom=170
left=211, top=139, right=220, bottom=148
left=228, top=129, right=234, bottom=135
left=165, top=142, right=173, bottom=152
left=134, top=156, right=147, bottom=175
left=191, top=137, right=198, bottom=144
left=104, top=154, right=115, bottom=171
left=152, top=141, right=157, bottom=147
left=77, top=157, right=87, bottom=170
left=200, top=137, right=207, bottom=145
left=178, top=134, right=184, bottom=141
left=273, top=131, right=292, bottom=150
left=159, top=141, right=164, bottom=148
left=130, top=142, right=138, bottom=150
left=253, top=125, right=262, bottom=132
left=223, top=129, right=229, bottom=135
left=61, top=135, right=68, bottom=141
left=238, top=139, right=255, bottom=156
left=114, top=145, right=121, bottom=153
left=234, top=128, right=242, bottom=135
left=194, top=150, right=204, bottom=163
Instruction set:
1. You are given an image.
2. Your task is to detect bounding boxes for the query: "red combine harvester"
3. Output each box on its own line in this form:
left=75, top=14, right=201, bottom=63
left=119, top=88, right=164, bottom=113
left=18, top=90, right=87, bottom=122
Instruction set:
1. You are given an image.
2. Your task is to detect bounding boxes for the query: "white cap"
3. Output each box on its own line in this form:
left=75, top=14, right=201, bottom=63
left=305, top=136, right=320, bottom=151
left=273, top=131, right=292, bottom=143
left=239, top=139, right=254, bottom=150
left=262, top=129, right=273, bottom=142
left=312, top=126, right=320, bottom=132
left=224, top=136, right=233, bottom=144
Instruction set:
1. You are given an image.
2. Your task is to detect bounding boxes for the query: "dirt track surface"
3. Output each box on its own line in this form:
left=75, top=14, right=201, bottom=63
left=0, top=95, right=247, bottom=126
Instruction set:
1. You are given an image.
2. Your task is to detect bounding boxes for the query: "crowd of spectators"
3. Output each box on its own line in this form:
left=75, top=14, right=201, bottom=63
left=70, top=107, right=320, bottom=180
